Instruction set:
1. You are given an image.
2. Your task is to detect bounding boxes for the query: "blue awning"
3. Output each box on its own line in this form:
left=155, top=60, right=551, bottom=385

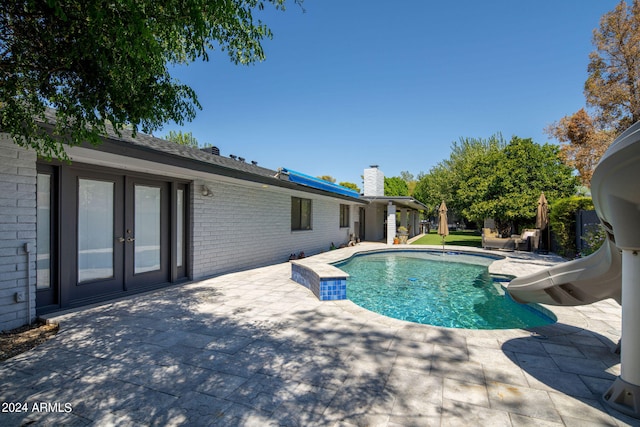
left=280, top=168, right=360, bottom=198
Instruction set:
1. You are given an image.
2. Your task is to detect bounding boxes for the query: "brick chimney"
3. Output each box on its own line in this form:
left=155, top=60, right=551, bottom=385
left=363, top=165, right=384, bottom=196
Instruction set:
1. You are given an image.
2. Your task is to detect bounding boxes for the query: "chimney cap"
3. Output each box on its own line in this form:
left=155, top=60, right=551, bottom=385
left=369, top=164, right=379, bottom=168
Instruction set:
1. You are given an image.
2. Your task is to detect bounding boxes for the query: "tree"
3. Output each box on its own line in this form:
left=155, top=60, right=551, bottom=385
left=545, top=109, right=615, bottom=185
left=400, top=170, right=419, bottom=196
left=414, top=164, right=450, bottom=213
left=384, top=176, right=409, bottom=197
left=546, top=0, right=640, bottom=184
left=165, top=131, right=199, bottom=148
left=586, top=0, right=640, bottom=130
left=318, top=175, right=336, bottom=183
left=479, top=137, right=576, bottom=232
left=400, top=171, right=414, bottom=182
left=416, top=134, right=507, bottom=218
left=0, top=0, right=302, bottom=160
left=339, top=181, right=360, bottom=193
left=414, top=135, right=578, bottom=233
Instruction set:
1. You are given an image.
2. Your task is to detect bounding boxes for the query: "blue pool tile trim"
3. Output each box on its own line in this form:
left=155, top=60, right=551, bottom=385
left=291, top=263, right=347, bottom=301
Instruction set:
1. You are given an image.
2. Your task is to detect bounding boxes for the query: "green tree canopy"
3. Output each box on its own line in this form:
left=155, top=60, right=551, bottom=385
left=400, top=171, right=414, bottom=182
left=414, top=135, right=578, bottom=231
left=399, top=170, right=419, bottom=196
left=165, top=130, right=199, bottom=148
left=339, top=181, right=360, bottom=193
left=1, top=0, right=301, bottom=160
left=413, top=164, right=451, bottom=217
left=317, top=175, right=336, bottom=183
left=415, top=135, right=506, bottom=220
left=384, top=176, right=409, bottom=196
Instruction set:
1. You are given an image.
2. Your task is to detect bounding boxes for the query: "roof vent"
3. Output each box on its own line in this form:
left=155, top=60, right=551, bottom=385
left=200, top=146, right=220, bottom=155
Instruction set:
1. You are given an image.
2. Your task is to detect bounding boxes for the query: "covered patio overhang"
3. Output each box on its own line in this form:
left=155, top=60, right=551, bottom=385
left=361, top=196, right=428, bottom=244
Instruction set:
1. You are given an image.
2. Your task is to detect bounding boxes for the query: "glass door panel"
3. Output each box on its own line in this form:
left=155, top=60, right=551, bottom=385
left=36, top=173, right=51, bottom=289
left=36, top=165, right=59, bottom=313
left=78, top=179, right=114, bottom=282
left=134, top=185, right=161, bottom=274
left=176, top=188, right=184, bottom=268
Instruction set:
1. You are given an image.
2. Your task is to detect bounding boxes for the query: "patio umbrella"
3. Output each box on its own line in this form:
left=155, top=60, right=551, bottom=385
left=535, top=192, right=549, bottom=229
left=437, top=201, right=449, bottom=252
left=536, top=192, right=549, bottom=252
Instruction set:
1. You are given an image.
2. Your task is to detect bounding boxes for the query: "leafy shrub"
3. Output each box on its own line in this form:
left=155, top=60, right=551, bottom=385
left=580, top=223, right=607, bottom=257
left=549, top=196, right=594, bottom=258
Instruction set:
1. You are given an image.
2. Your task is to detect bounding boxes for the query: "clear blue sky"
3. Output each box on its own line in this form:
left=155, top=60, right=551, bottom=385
left=160, top=0, right=620, bottom=188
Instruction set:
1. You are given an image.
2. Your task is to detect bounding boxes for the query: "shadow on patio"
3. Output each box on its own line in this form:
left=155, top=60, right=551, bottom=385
left=501, top=323, right=636, bottom=425
left=1, top=279, right=463, bottom=426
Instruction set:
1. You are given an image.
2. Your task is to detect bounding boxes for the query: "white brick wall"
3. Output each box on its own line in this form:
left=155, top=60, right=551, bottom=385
left=0, top=134, right=37, bottom=331
left=363, top=166, right=385, bottom=197
left=191, top=178, right=357, bottom=279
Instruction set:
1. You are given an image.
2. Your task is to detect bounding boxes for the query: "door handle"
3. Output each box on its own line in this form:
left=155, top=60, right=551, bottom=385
left=126, top=237, right=135, bottom=242
left=117, top=237, right=125, bottom=243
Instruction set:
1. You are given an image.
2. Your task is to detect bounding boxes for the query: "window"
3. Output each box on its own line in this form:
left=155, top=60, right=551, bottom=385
left=291, top=197, right=312, bottom=230
left=340, top=204, right=350, bottom=228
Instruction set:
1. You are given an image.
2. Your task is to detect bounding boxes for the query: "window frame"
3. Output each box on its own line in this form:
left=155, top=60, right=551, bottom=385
left=339, top=204, right=350, bottom=228
left=291, top=196, right=312, bottom=231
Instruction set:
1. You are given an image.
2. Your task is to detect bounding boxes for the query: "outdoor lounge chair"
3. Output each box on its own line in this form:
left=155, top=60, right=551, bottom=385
left=519, top=229, right=540, bottom=251
left=482, top=228, right=515, bottom=250
left=482, top=228, right=540, bottom=251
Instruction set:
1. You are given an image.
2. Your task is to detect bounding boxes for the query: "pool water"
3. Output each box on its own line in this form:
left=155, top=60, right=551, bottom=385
left=334, top=251, right=556, bottom=329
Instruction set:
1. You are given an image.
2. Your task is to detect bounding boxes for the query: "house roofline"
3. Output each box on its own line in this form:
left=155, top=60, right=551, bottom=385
left=31, top=114, right=365, bottom=203
left=86, top=138, right=366, bottom=203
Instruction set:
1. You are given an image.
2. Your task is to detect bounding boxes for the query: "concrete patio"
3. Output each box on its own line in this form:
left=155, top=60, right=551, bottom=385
left=1, top=243, right=636, bottom=426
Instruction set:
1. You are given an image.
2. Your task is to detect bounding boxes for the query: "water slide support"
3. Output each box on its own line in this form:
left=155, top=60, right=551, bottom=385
left=603, top=250, right=640, bottom=416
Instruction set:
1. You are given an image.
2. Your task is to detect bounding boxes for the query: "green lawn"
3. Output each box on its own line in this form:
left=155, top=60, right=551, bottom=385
left=411, top=230, right=482, bottom=248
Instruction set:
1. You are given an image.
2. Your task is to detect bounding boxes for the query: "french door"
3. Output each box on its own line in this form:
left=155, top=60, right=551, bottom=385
left=70, top=171, right=126, bottom=301
left=42, top=165, right=186, bottom=309
left=124, top=177, right=170, bottom=289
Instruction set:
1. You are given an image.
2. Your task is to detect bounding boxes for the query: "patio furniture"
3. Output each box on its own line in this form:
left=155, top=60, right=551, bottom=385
left=518, top=229, right=540, bottom=251
left=482, top=228, right=514, bottom=250
left=482, top=228, right=540, bottom=251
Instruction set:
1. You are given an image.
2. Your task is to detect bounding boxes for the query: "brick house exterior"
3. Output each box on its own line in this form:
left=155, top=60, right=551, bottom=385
left=0, top=131, right=364, bottom=331
left=0, top=134, right=38, bottom=330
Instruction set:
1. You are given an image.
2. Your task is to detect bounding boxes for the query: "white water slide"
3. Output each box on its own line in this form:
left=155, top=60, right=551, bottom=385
left=507, top=121, right=640, bottom=418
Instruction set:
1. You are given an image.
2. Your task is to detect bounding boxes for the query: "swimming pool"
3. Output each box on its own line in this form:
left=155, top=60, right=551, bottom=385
left=334, top=250, right=556, bottom=329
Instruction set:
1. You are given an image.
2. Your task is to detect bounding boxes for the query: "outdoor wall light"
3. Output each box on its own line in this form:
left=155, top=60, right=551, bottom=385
left=201, top=185, right=213, bottom=197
